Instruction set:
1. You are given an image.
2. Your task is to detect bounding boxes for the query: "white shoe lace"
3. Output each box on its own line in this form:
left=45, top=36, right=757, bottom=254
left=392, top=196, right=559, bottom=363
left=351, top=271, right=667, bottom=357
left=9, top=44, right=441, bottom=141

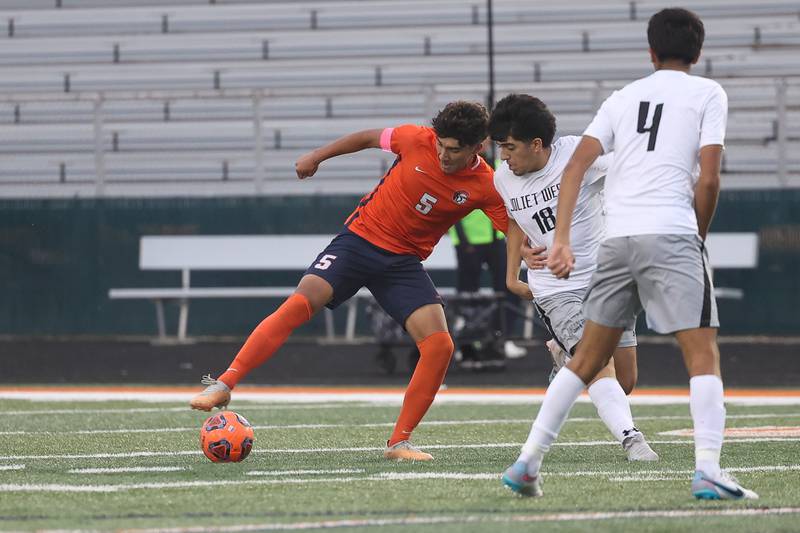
left=199, top=374, right=230, bottom=393
left=719, top=470, right=741, bottom=486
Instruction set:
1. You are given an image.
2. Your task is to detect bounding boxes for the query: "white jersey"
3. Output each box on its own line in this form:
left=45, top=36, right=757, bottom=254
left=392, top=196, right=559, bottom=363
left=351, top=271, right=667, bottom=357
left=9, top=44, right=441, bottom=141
left=493, top=135, right=611, bottom=297
left=583, top=69, right=728, bottom=239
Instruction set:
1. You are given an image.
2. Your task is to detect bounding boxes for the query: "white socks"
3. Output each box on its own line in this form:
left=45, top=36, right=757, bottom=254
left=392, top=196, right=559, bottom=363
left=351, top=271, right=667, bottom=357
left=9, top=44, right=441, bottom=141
left=690, top=374, right=725, bottom=478
left=516, top=371, right=724, bottom=478
left=588, top=377, right=636, bottom=442
left=518, top=367, right=585, bottom=476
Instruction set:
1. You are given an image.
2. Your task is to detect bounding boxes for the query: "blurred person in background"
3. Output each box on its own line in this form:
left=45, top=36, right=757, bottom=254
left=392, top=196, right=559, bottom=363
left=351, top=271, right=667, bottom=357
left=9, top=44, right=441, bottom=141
left=448, top=208, right=527, bottom=370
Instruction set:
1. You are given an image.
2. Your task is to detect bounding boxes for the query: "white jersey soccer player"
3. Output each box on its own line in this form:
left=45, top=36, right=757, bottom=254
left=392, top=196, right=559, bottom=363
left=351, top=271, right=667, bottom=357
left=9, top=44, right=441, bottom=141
left=489, top=97, right=657, bottom=464
left=502, top=8, right=758, bottom=500
left=588, top=71, right=726, bottom=242
left=495, top=135, right=608, bottom=299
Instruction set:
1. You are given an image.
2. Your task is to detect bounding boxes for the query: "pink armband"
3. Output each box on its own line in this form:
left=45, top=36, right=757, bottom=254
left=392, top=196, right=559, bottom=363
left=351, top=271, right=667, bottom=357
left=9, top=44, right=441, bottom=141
left=379, top=128, right=394, bottom=152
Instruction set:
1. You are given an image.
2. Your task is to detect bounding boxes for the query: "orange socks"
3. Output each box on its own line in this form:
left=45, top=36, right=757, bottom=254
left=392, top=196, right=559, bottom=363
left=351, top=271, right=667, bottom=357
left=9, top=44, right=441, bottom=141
left=218, top=293, right=313, bottom=389
left=388, top=331, right=454, bottom=446
left=219, top=296, right=451, bottom=446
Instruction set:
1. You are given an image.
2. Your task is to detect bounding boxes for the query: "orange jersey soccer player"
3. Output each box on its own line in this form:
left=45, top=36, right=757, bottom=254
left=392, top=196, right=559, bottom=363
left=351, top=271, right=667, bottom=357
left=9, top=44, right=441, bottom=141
left=190, top=101, right=510, bottom=461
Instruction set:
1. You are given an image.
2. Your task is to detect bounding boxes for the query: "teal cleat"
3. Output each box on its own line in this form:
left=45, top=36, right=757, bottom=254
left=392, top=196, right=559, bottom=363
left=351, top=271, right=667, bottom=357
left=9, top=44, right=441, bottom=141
left=692, top=470, right=759, bottom=500
left=501, top=461, right=543, bottom=497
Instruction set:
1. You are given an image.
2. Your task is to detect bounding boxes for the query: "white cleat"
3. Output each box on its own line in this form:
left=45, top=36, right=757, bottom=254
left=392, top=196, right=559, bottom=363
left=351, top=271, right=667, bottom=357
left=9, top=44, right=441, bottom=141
left=622, top=431, right=659, bottom=461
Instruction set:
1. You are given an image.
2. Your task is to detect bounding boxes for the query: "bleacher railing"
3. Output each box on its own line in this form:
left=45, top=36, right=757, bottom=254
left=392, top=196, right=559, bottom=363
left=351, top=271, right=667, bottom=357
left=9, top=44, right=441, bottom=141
left=0, top=77, right=796, bottom=197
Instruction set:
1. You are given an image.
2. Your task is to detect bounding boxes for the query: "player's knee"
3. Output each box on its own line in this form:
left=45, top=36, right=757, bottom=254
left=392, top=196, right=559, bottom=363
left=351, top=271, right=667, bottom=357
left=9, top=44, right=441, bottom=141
left=295, top=275, right=333, bottom=314
left=418, top=331, right=454, bottom=361
left=567, top=357, right=600, bottom=384
left=437, top=333, right=455, bottom=359
left=445, top=333, right=455, bottom=351
left=570, top=348, right=613, bottom=384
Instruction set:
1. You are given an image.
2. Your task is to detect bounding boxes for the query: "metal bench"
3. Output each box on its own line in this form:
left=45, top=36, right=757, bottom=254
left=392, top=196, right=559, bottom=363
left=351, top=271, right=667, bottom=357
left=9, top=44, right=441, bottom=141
left=108, top=232, right=758, bottom=342
left=107, top=234, right=483, bottom=342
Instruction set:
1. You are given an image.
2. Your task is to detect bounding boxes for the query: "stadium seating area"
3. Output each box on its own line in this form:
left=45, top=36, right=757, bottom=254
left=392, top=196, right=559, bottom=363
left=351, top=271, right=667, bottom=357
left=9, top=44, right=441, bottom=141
left=0, top=0, right=797, bottom=197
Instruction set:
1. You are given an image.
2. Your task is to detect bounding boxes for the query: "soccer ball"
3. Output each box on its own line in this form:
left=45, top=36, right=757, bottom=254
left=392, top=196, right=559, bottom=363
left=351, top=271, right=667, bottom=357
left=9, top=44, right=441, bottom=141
left=199, top=410, right=255, bottom=463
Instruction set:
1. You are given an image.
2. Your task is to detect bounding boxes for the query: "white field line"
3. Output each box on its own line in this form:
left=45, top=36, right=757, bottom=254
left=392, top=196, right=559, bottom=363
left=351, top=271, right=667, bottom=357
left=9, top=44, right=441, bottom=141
left=245, top=469, right=365, bottom=476
left=4, top=390, right=800, bottom=406
left=264, top=437, right=800, bottom=453
left=0, top=391, right=551, bottom=404
left=659, top=426, right=800, bottom=438
left=2, top=437, right=799, bottom=462
left=0, top=419, right=532, bottom=436
left=4, top=413, right=800, bottom=436
left=570, top=413, right=800, bottom=422
left=0, top=477, right=365, bottom=493
left=605, top=465, right=800, bottom=481
left=375, top=464, right=800, bottom=481
left=68, top=467, right=187, bottom=474
left=374, top=472, right=498, bottom=480
left=4, top=403, right=375, bottom=416
left=608, top=475, right=687, bottom=482
left=100, top=507, right=800, bottom=532
left=3, top=464, right=799, bottom=493
left=0, top=464, right=24, bottom=471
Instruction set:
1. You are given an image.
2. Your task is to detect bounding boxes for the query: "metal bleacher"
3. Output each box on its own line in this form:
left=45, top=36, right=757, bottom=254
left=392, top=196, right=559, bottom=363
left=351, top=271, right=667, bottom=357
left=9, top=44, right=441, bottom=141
left=0, top=0, right=798, bottom=197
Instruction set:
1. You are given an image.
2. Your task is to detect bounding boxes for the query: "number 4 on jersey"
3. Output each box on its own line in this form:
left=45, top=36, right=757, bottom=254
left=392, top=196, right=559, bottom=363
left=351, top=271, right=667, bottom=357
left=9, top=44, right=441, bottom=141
left=637, top=101, right=663, bottom=151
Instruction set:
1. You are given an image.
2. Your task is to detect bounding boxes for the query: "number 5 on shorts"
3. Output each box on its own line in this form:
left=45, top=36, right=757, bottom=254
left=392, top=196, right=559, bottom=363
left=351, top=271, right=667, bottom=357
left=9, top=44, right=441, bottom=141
left=314, top=254, right=337, bottom=270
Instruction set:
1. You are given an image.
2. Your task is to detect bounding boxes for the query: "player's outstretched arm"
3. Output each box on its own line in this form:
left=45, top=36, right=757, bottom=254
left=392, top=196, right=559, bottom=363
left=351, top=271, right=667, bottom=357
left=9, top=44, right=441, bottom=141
left=295, top=129, right=383, bottom=179
left=548, top=136, right=603, bottom=279
left=694, top=144, right=722, bottom=240
left=505, top=218, right=533, bottom=300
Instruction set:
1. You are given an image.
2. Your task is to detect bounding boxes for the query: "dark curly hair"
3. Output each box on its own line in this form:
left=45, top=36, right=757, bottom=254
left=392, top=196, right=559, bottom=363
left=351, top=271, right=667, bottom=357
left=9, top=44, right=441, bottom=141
left=648, top=8, right=704, bottom=65
left=489, top=94, right=556, bottom=147
left=431, top=101, right=489, bottom=148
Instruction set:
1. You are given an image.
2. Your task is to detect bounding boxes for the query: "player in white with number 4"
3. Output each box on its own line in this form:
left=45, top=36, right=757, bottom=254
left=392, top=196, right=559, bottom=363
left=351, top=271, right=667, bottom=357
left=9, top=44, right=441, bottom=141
left=490, top=94, right=658, bottom=470
left=501, top=8, right=758, bottom=500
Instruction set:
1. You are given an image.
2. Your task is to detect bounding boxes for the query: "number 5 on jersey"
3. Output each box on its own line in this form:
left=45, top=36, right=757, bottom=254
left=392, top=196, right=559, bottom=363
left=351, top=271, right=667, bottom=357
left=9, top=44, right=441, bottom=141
left=314, top=254, right=337, bottom=270
left=415, top=193, right=438, bottom=215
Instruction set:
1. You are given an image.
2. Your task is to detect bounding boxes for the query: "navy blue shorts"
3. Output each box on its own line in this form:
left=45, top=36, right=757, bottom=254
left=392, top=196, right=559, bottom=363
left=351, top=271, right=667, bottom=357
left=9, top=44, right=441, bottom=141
left=304, top=229, right=443, bottom=328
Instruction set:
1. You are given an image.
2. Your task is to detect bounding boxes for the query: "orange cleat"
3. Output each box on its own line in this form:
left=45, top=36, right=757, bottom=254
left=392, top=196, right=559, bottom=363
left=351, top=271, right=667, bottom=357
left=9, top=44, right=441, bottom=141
left=383, top=440, right=434, bottom=461
left=189, top=375, right=231, bottom=411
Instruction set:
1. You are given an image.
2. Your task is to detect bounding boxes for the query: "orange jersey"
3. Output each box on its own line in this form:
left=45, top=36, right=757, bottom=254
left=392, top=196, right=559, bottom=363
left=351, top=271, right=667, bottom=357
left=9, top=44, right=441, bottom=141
left=345, top=125, right=509, bottom=260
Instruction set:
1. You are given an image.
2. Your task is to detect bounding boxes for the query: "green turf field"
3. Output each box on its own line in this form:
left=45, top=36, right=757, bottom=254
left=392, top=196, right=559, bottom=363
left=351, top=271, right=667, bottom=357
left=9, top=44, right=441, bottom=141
left=2, top=398, right=799, bottom=532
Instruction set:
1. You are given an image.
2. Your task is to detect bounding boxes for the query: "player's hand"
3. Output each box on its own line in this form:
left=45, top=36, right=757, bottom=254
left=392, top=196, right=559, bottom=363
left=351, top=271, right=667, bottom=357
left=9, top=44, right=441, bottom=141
left=521, top=241, right=548, bottom=270
left=547, top=242, right=575, bottom=279
left=507, top=279, right=534, bottom=300
left=295, top=152, right=320, bottom=179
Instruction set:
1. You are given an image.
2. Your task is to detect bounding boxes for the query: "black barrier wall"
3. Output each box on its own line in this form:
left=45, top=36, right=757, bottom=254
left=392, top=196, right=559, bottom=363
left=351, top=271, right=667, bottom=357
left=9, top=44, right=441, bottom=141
left=1, top=190, right=798, bottom=336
